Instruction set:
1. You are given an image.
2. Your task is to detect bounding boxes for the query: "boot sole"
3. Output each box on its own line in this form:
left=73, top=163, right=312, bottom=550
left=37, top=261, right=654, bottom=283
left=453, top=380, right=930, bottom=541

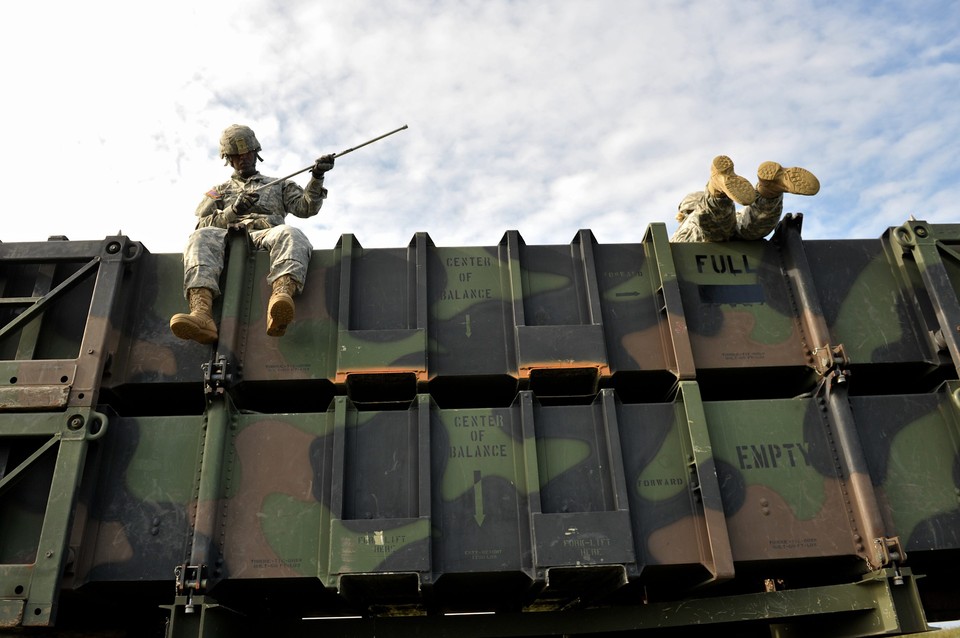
left=170, top=316, right=218, bottom=344
left=267, top=296, right=295, bottom=337
left=711, top=156, right=758, bottom=205
left=757, top=161, right=820, bottom=196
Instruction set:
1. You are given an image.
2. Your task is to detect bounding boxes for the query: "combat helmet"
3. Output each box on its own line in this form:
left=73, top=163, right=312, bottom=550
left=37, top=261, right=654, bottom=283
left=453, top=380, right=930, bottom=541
left=219, top=124, right=263, bottom=160
left=676, top=192, right=701, bottom=221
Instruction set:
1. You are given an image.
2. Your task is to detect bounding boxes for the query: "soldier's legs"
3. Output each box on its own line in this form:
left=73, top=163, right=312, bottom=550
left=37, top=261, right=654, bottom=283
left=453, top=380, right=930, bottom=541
left=735, top=162, right=820, bottom=240
left=671, top=191, right=738, bottom=242
left=182, top=227, right=229, bottom=298
left=172, top=227, right=228, bottom=343
left=756, top=161, right=820, bottom=199
left=251, top=225, right=313, bottom=336
left=735, top=195, right=783, bottom=240
left=251, top=224, right=312, bottom=289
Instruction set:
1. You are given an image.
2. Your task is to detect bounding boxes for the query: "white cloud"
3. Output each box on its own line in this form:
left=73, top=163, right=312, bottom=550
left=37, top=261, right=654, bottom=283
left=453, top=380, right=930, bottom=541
left=2, top=0, right=959, bottom=253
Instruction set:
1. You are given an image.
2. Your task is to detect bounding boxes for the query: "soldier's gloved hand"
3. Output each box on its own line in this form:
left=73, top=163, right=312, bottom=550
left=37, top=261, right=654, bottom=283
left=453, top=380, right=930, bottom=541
left=235, top=192, right=260, bottom=214
left=225, top=192, right=260, bottom=224
left=311, top=154, right=335, bottom=178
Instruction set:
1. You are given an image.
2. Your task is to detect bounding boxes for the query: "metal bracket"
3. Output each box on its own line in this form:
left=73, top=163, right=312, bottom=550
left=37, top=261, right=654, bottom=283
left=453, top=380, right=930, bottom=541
left=874, top=536, right=906, bottom=572
left=202, top=355, right=236, bottom=396
left=174, top=564, right=208, bottom=614
left=811, top=343, right=849, bottom=380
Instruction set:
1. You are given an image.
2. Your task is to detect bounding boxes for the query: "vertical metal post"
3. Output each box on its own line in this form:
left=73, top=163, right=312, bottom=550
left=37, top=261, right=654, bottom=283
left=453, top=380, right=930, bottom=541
left=643, top=222, right=696, bottom=381
left=185, top=231, right=250, bottom=597
left=188, top=396, right=232, bottom=573
left=889, top=220, right=960, bottom=374
left=776, top=215, right=894, bottom=569
left=676, top=381, right=734, bottom=584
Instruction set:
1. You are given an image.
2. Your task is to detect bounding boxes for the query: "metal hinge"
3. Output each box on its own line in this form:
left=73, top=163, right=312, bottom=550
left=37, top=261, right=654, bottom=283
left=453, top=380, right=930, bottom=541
left=202, top=355, right=237, bottom=396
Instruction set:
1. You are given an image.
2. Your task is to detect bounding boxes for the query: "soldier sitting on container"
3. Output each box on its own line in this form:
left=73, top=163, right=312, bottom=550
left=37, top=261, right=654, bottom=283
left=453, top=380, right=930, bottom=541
left=671, top=155, right=819, bottom=242
left=169, top=124, right=334, bottom=344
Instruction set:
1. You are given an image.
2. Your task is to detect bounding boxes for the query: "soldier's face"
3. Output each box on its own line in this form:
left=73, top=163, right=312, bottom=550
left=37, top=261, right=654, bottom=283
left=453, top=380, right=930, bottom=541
left=227, top=151, right=258, bottom=177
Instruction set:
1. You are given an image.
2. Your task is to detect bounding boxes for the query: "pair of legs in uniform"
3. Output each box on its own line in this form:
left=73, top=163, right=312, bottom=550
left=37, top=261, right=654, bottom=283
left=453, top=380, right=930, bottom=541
left=671, top=156, right=819, bottom=243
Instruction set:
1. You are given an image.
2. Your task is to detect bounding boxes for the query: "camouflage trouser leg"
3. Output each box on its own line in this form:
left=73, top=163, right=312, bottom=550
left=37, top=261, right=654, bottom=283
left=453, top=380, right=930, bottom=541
left=735, top=194, right=783, bottom=240
left=250, top=224, right=313, bottom=291
left=670, top=191, right=737, bottom=242
left=182, top=227, right=228, bottom=298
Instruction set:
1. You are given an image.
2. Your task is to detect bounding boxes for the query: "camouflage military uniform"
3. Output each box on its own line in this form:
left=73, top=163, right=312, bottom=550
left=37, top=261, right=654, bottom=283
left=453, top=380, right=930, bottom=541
left=670, top=191, right=783, bottom=243
left=182, top=171, right=327, bottom=297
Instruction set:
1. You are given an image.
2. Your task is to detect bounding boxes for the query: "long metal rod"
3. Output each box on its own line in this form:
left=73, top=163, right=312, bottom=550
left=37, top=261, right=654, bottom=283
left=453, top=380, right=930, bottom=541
left=251, top=124, right=408, bottom=193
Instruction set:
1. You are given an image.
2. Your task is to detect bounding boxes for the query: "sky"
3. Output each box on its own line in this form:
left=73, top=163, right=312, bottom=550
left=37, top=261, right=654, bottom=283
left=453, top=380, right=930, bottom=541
left=2, top=0, right=959, bottom=254
left=3, top=3, right=960, bottom=629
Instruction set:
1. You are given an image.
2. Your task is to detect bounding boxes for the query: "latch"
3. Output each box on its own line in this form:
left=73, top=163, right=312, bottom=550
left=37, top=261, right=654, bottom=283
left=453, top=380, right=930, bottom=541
left=202, top=355, right=237, bottom=396
left=875, top=536, right=907, bottom=583
left=174, top=564, right=207, bottom=613
left=811, top=343, right=849, bottom=379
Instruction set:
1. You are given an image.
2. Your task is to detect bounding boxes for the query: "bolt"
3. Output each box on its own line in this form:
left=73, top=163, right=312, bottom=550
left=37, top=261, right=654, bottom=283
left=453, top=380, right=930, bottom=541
left=45, top=550, right=54, bottom=558
left=67, top=415, right=85, bottom=430
left=915, top=226, right=928, bottom=238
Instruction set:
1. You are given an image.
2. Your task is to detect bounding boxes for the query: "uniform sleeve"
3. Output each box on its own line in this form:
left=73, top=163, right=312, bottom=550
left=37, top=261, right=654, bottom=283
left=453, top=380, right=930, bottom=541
left=282, top=176, right=327, bottom=219
left=194, top=188, right=230, bottom=229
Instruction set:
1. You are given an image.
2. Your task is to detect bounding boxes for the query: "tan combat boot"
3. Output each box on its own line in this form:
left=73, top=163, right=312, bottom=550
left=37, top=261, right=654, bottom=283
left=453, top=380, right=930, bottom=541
left=707, top=155, right=758, bottom=205
left=267, top=275, right=298, bottom=337
left=756, top=162, right=820, bottom=199
left=170, top=288, right=218, bottom=344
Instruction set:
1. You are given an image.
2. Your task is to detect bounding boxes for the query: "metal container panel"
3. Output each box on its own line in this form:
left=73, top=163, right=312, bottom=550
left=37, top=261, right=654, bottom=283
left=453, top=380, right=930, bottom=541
left=671, top=241, right=811, bottom=377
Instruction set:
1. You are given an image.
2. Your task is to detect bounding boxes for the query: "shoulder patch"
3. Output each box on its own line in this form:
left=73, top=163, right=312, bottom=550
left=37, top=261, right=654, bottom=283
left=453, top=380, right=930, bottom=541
left=205, top=188, right=221, bottom=200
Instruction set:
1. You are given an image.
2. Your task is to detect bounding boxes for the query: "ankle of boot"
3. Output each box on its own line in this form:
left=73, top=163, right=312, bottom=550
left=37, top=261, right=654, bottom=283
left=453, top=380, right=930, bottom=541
left=756, top=182, right=783, bottom=199
left=705, top=181, right=726, bottom=200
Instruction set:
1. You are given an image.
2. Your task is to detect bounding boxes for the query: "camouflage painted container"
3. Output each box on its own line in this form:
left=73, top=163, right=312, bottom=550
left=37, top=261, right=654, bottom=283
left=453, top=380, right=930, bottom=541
left=852, top=384, right=960, bottom=557
left=525, top=391, right=637, bottom=586
left=670, top=239, right=819, bottom=397
left=705, top=396, right=870, bottom=567
left=498, top=230, right=610, bottom=399
left=804, top=238, right=947, bottom=394
left=234, top=229, right=685, bottom=408
left=617, top=387, right=733, bottom=590
left=99, top=251, right=210, bottom=414
left=4, top=223, right=960, bottom=634
left=61, top=382, right=960, bottom=609
left=233, top=240, right=341, bottom=410
left=428, top=392, right=540, bottom=608
left=322, top=395, right=432, bottom=606
left=329, top=235, right=428, bottom=397
left=587, top=226, right=685, bottom=402
left=72, top=413, right=204, bottom=586
left=882, top=220, right=960, bottom=382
